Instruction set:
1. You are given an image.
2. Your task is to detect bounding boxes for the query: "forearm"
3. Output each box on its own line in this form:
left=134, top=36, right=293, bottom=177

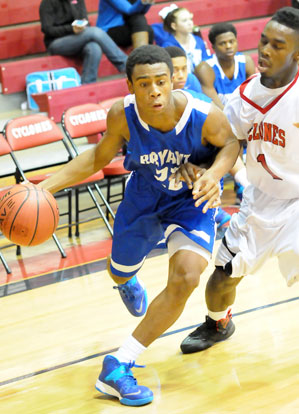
left=208, top=137, right=241, bottom=182
left=39, top=147, right=102, bottom=194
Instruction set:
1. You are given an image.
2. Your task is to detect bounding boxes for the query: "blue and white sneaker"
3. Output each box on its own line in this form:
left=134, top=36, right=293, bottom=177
left=114, top=275, right=148, bottom=317
left=95, top=355, right=153, bottom=406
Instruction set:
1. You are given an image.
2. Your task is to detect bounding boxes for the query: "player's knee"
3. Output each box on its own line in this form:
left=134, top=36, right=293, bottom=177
left=169, top=268, right=201, bottom=299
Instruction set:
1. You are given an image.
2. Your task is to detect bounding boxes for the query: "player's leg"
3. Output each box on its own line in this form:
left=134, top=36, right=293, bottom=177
left=107, top=254, right=148, bottom=317
left=96, top=234, right=209, bottom=406
left=132, top=235, right=209, bottom=346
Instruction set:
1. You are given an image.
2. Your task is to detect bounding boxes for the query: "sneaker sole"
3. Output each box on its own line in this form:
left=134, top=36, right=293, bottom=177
left=95, top=380, right=153, bottom=406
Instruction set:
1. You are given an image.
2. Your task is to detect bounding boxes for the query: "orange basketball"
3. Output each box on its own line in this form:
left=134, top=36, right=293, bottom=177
left=0, top=183, right=59, bottom=246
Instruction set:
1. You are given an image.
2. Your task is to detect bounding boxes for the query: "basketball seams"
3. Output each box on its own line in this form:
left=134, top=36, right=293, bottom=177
left=0, top=183, right=58, bottom=246
left=0, top=188, right=30, bottom=210
left=8, top=187, right=31, bottom=241
left=40, top=188, right=59, bottom=234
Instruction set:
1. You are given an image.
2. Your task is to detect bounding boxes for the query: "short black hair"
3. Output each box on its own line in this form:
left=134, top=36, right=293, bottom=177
left=208, top=22, right=237, bottom=45
left=126, top=45, right=173, bottom=82
left=271, top=6, right=299, bottom=32
left=164, top=46, right=187, bottom=59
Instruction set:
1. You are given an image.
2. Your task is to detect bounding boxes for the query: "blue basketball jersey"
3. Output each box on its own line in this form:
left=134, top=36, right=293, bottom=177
left=110, top=91, right=219, bottom=278
left=123, top=90, right=217, bottom=197
left=205, top=53, right=246, bottom=105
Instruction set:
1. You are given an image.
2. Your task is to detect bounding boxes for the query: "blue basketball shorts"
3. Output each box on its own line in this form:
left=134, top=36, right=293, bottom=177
left=110, top=172, right=217, bottom=277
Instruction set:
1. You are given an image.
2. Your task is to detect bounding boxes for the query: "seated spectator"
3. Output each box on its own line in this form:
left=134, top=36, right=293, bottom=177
left=164, top=46, right=202, bottom=93
left=161, top=6, right=210, bottom=73
left=39, top=0, right=127, bottom=84
left=195, top=22, right=256, bottom=109
left=96, top=0, right=155, bottom=49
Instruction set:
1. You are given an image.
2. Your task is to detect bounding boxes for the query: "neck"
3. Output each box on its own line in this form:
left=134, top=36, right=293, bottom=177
left=174, top=32, right=190, bottom=45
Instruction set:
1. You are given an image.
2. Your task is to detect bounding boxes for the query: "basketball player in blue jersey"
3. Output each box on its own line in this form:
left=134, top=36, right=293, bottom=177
left=173, top=7, right=299, bottom=355
left=40, top=44, right=240, bottom=406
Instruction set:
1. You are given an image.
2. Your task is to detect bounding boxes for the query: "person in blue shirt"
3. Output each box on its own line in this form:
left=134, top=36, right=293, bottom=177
left=195, top=22, right=255, bottom=202
left=161, top=7, right=210, bottom=73
left=195, top=22, right=256, bottom=109
left=96, top=0, right=154, bottom=49
left=40, top=45, right=240, bottom=406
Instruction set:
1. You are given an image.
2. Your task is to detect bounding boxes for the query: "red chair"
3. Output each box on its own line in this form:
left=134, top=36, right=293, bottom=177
left=98, top=97, right=130, bottom=209
left=61, top=103, right=118, bottom=236
left=3, top=114, right=111, bottom=244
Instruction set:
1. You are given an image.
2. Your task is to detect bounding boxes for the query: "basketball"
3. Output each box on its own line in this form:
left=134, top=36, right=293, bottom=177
left=0, top=182, right=59, bottom=246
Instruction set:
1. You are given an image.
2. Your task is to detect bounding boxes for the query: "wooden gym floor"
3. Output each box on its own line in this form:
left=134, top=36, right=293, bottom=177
left=0, top=180, right=298, bottom=414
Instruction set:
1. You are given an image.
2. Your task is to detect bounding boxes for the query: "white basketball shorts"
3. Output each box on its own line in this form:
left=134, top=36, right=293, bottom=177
left=215, top=185, right=299, bottom=286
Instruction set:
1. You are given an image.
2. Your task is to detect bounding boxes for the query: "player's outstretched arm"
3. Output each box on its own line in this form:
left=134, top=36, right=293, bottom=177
left=39, top=100, right=127, bottom=194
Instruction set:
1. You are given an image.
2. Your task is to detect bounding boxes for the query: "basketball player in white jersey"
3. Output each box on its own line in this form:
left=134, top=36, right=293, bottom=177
left=177, top=6, right=299, bottom=353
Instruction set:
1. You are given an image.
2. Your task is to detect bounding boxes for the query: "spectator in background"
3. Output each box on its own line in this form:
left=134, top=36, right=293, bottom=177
left=292, top=0, right=299, bottom=9
left=39, top=0, right=127, bottom=84
left=96, top=0, right=155, bottom=49
left=161, top=6, right=210, bottom=73
left=165, top=45, right=202, bottom=93
left=195, top=22, right=255, bottom=202
left=195, top=22, right=256, bottom=109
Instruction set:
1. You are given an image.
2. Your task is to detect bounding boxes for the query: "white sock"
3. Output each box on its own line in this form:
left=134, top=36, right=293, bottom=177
left=208, top=307, right=232, bottom=322
left=234, top=167, right=249, bottom=188
left=115, top=335, right=146, bottom=363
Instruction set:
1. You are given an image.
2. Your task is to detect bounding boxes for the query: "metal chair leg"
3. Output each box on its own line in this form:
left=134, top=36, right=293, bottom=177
left=0, top=250, right=12, bottom=274
left=52, top=233, right=67, bottom=258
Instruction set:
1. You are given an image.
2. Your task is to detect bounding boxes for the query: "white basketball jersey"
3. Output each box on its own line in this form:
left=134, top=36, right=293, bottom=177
left=224, top=72, right=299, bottom=199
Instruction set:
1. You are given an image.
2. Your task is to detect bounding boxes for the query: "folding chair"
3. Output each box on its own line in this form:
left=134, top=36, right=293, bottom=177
left=2, top=116, right=71, bottom=257
left=4, top=113, right=113, bottom=241
left=98, top=97, right=130, bottom=209
left=61, top=102, right=120, bottom=235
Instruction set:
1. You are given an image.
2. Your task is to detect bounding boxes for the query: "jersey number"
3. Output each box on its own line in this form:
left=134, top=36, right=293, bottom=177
left=257, top=154, right=282, bottom=180
left=155, top=166, right=183, bottom=191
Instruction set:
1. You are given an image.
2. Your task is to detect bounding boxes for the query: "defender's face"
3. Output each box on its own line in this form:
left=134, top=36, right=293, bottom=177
left=172, top=56, right=188, bottom=90
left=258, top=20, right=298, bottom=79
left=127, top=63, right=173, bottom=114
left=213, top=32, right=238, bottom=60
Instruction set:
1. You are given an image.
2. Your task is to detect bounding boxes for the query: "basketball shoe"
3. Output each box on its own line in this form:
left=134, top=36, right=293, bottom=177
left=114, top=275, right=148, bottom=317
left=215, top=207, right=231, bottom=229
left=180, top=310, right=235, bottom=354
left=95, top=355, right=153, bottom=406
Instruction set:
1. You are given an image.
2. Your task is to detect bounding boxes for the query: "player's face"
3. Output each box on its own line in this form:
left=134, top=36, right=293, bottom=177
left=127, top=63, right=173, bottom=114
left=213, top=32, right=238, bottom=60
left=171, top=10, right=194, bottom=35
left=171, top=56, right=188, bottom=89
left=258, top=21, right=299, bottom=82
